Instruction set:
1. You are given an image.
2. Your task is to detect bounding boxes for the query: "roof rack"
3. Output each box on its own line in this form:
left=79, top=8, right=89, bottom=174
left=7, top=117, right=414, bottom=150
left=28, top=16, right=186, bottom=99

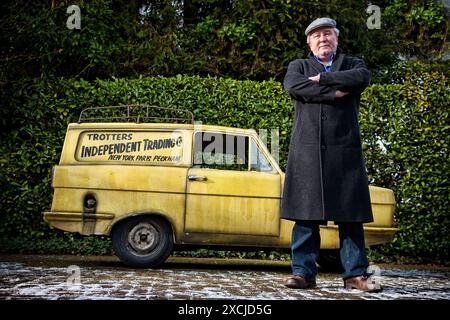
left=78, top=105, right=195, bottom=124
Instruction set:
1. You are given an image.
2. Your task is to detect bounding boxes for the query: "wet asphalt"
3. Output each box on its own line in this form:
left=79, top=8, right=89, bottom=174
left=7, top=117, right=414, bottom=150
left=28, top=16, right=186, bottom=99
left=0, top=255, right=449, bottom=300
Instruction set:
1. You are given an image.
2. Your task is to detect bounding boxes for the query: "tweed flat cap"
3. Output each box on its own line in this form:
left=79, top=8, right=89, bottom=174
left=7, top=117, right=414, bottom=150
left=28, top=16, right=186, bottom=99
left=305, top=17, right=337, bottom=36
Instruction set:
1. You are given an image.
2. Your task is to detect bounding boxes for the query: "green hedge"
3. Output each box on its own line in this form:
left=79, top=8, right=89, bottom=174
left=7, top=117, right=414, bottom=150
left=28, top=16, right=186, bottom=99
left=360, top=63, right=449, bottom=260
left=1, top=1, right=448, bottom=82
left=1, top=63, right=448, bottom=261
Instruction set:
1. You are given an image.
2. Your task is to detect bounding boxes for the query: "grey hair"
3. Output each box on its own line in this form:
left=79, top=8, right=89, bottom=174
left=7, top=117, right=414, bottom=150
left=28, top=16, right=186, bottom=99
left=306, top=27, right=340, bottom=43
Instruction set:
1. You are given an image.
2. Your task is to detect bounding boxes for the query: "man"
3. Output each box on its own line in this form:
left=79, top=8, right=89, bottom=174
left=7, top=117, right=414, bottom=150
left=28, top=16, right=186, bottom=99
left=282, top=17, right=379, bottom=292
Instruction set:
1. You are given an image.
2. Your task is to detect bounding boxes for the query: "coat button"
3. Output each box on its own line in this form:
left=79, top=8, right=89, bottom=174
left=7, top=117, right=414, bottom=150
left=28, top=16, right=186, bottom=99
left=321, top=115, right=327, bottom=120
left=321, top=145, right=327, bottom=150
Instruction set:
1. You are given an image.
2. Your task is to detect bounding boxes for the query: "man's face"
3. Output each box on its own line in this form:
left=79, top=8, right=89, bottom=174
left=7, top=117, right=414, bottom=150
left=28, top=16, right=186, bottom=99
left=308, top=27, right=338, bottom=59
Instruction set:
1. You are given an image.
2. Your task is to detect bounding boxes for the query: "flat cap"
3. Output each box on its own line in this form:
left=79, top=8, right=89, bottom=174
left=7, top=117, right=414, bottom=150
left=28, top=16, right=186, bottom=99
left=305, top=17, right=337, bottom=36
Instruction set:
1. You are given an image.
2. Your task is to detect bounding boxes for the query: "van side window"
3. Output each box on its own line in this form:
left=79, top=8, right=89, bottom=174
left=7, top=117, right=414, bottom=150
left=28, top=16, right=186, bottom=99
left=250, top=139, right=273, bottom=172
left=193, top=132, right=249, bottom=171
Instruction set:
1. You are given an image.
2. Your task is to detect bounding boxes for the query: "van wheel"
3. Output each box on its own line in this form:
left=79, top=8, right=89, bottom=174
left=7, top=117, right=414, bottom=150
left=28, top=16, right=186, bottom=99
left=317, top=250, right=343, bottom=272
left=112, top=216, right=173, bottom=268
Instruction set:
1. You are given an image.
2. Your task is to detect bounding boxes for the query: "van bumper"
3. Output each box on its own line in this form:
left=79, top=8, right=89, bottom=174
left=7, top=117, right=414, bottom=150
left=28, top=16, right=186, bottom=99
left=320, top=224, right=398, bottom=249
left=43, top=211, right=114, bottom=235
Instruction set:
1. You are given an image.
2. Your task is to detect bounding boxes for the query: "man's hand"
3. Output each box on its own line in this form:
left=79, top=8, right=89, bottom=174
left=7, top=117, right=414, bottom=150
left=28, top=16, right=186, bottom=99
left=335, top=90, right=349, bottom=98
left=308, top=74, right=320, bottom=82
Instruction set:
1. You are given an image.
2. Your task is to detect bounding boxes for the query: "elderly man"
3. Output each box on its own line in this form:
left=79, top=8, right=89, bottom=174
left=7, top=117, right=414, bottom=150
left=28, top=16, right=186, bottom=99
left=282, top=17, right=379, bottom=292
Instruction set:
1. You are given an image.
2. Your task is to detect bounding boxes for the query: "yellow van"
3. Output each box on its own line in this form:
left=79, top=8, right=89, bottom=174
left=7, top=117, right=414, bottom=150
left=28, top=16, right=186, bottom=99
left=44, top=105, right=397, bottom=268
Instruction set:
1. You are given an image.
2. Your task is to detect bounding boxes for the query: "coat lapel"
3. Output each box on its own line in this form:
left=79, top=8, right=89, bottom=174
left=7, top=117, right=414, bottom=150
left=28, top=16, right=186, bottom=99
left=331, top=49, right=345, bottom=72
left=307, top=52, right=325, bottom=74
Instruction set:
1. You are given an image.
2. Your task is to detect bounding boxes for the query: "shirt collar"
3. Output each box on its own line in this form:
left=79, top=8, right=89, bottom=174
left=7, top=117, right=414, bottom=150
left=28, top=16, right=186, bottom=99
left=313, top=52, right=336, bottom=72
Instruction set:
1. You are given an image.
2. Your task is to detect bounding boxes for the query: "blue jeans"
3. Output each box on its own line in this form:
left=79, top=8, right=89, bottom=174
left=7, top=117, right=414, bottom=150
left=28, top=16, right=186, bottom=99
left=291, top=220, right=369, bottom=280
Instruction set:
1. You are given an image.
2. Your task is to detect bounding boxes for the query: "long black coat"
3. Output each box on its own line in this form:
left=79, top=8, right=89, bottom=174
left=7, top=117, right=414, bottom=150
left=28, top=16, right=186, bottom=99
left=281, top=48, right=373, bottom=223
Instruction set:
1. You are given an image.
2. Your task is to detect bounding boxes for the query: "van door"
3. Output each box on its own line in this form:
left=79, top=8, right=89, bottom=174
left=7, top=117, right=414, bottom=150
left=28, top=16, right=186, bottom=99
left=185, top=131, right=281, bottom=237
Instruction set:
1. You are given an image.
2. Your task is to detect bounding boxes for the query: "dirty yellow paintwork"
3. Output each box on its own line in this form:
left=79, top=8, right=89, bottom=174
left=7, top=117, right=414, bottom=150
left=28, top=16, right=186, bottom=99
left=185, top=168, right=280, bottom=236
left=366, top=186, right=396, bottom=227
left=44, top=122, right=397, bottom=249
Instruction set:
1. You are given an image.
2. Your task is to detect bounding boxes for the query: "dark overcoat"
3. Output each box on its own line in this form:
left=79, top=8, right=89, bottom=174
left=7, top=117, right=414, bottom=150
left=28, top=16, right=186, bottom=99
left=281, top=48, right=373, bottom=223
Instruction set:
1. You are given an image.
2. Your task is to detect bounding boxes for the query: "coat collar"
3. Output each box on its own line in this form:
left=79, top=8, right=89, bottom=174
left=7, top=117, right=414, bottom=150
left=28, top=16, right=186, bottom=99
left=307, top=47, right=345, bottom=72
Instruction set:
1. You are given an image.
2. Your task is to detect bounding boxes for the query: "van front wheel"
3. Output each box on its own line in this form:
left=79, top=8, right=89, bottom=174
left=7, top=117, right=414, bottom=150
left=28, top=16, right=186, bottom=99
left=112, top=216, right=173, bottom=268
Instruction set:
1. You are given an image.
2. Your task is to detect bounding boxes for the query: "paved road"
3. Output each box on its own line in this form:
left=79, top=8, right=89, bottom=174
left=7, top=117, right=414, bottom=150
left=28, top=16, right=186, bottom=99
left=0, top=255, right=449, bottom=300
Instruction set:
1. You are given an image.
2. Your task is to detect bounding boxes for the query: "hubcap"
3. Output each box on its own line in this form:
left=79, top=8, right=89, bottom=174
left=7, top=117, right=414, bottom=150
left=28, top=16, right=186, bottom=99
left=128, top=222, right=158, bottom=254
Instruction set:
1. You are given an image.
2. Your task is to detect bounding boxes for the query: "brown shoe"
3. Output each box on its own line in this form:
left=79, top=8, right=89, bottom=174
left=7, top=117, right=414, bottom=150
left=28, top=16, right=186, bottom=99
left=284, top=275, right=316, bottom=289
left=344, top=275, right=382, bottom=292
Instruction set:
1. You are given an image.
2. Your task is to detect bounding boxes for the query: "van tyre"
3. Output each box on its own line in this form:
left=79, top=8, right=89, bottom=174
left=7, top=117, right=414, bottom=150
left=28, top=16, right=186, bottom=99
left=112, top=216, right=173, bottom=268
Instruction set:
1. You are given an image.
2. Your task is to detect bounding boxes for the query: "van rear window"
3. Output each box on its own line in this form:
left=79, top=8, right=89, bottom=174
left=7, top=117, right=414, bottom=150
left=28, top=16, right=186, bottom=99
left=75, top=131, right=184, bottom=164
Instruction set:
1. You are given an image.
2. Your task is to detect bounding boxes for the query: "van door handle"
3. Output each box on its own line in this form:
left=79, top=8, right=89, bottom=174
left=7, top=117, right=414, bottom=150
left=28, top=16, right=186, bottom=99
left=188, top=175, right=208, bottom=182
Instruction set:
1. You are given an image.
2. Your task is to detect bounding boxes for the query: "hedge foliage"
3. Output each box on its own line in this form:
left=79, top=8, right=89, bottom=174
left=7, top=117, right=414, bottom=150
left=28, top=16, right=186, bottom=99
left=0, top=62, right=448, bottom=261
left=360, top=63, right=449, bottom=260
left=1, top=0, right=448, bottom=82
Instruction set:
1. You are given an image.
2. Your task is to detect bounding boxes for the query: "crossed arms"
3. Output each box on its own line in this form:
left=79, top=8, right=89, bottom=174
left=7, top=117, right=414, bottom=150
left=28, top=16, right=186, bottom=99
left=283, top=58, right=371, bottom=103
